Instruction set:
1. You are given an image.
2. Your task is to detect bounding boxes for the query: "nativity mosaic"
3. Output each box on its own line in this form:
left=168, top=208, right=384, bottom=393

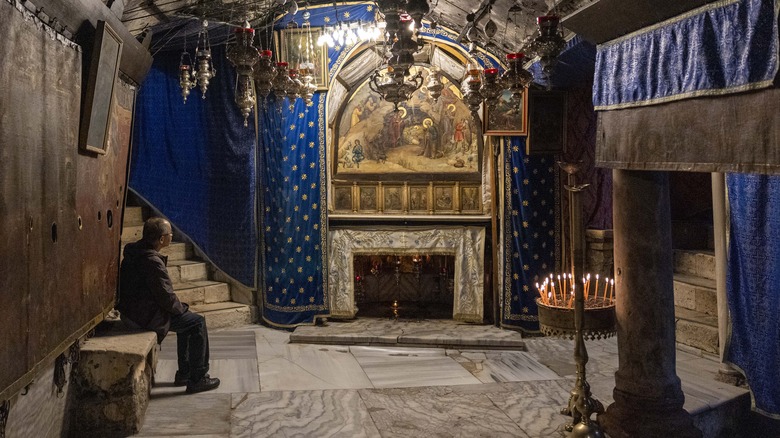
left=335, top=66, right=480, bottom=180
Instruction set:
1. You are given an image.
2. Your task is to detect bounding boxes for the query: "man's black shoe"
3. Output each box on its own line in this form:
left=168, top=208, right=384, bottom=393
left=185, top=375, right=220, bottom=394
left=174, top=371, right=189, bottom=386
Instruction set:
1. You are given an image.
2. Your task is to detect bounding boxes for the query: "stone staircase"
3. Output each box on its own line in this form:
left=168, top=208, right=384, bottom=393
left=673, top=249, right=719, bottom=354
left=120, top=206, right=256, bottom=330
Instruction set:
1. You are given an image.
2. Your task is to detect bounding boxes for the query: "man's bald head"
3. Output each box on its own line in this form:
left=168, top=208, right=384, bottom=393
left=142, top=217, right=172, bottom=243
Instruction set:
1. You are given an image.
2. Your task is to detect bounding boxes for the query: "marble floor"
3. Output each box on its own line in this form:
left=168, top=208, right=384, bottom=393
left=136, top=320, right=750, bottom=438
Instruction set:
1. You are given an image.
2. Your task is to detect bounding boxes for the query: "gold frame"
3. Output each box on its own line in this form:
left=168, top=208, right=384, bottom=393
left=433, top=185, right=455, bottom=213
left=382, top=185, right=404, bottom=213
left=357, top=185, right=378, bottom=212
left=483, top=89, right=529, bottom=136
left=459, top=185, right=482, bottom=213
left=333, top=185, right=354, bottom=212
left=277, top=27, right=328, bottom=90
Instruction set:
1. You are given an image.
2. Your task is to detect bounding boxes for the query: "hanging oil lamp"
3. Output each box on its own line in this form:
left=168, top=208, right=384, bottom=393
left=271, top=62, right=294, bottom=102
left=501, top=52, right=533, bottom=108
left=253, top=49, right=276, bottom=100
left=480, top=67, right=504, bottom=112
left=529, top=15, right=566, bottom=83
left=194, top=20, right=216, bottom=98
left=178, top=51, right=196, bottom=103
left=461, top=58, right=484, bottom=113
left=425, top=67, right=444, bottom=102
left=226, top=24, right=259, bottom=127
left=286, top=68, right=302, bottom=102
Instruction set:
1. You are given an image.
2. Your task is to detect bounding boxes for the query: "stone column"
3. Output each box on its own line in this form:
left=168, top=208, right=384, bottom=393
left=599, top=170, right=701, bottom=438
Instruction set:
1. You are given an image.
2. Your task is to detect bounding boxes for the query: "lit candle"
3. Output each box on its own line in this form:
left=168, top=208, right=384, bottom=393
left=585, top=273, right=591, bottom=300
left=609, top=279, right=615, bottom=303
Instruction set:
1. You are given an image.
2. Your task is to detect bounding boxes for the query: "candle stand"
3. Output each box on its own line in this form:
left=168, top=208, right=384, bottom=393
left=536, top=162, right=616, bottom=437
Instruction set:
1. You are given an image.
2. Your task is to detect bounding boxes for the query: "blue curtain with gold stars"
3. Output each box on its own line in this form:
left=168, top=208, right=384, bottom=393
left=258, top=96, right=328, bottom=326
left=259, top=3, right=375, bottom=326
left=502, top=137, right=558, bottom=331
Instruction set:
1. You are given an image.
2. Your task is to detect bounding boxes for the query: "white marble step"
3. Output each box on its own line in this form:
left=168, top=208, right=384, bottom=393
left=159, top=242, right=192, bottom=261
left=673, top=273, right=717, bottom=315
left=190, top=302, right=256, bottom=330
left=673, top=249, right=716, bottom=281
left=167, top=259, right=208, bottom=284
left=675, top=306, right=719, bottom=354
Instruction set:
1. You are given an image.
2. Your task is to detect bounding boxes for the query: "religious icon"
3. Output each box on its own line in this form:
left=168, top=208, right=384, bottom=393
left=359, top=186, right=377, bottom=211
left=409, top=186, right=428, bottom=211
left=334, top=186, right=353, bottom=211
left=434, top=186, right=454, bottom=211
left=460, top=186, right=481, bottom=212
left=384, top=186, right=403, bottom=211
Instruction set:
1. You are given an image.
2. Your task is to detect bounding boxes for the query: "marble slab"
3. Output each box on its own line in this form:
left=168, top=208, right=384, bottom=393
left=350, top=346, right=482, bottom=388
left=231, top=390, right=381, bottom=438
left=153, top=358, right=260, bottom=394
left=257, top=344, right=372, bottom=391
left=448, top=350, right=562, bottom=383
left=357, top=385, right=530, bottom=437
left=136, top=393, right=231, bottom=437
left=291, top=319, right=526, bottom=349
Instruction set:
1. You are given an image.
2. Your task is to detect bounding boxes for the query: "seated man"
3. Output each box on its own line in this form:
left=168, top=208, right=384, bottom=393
left=118, top=217, right=220, bottom=394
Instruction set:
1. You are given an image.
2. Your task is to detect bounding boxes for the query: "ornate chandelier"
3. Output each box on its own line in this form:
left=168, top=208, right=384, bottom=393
left=226, top=25, right=259, bottom=127
left=178, top=50, right=196, bottom=104
left=368, top=14, right=423, bottom=109
left=529, top=15, right=566, bottom=82
left=501, top=52, right=533, bottom=107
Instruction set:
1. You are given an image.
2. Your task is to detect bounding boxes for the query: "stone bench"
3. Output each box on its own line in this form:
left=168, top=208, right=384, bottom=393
left=69, top=320, right=158, bottom=437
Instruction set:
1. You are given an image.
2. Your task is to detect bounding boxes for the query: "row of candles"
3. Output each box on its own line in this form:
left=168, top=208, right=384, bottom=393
left=536, top=273, right=615, bottom=309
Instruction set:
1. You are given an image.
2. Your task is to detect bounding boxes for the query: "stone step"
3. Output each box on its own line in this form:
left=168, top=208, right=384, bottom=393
left=190, top=302, right=256, bottom=330
left=673, top=249, right=716, bottom=280
left=174, top=280, right=231, bottom=305
left=121, top=224, right=144, bottom=243
left=675, top=306, right=719, bottom=354
left=123, top=206, right=144, bottom=227
left=167, top=259, right=209, bottom=284
left=159, top=242, right=192, bottom=261
left=674, top=273, right=717, bottom=315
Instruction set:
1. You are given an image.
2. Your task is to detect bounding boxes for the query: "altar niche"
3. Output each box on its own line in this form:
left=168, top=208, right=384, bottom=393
left=354, top=254, right=455, bottom=319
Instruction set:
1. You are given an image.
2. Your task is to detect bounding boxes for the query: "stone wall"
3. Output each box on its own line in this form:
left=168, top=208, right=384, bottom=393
left=586, top=229, right=614, bottom=277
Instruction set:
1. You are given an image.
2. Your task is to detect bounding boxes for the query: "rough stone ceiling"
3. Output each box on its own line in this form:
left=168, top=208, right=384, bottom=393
left=121, top=0, right=595, bottom=54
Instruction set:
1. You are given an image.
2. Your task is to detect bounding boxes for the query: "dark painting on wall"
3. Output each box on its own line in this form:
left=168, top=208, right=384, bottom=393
left=527, top=90, right=566, bottom=155
left=80, top=20, right=123, bottom=154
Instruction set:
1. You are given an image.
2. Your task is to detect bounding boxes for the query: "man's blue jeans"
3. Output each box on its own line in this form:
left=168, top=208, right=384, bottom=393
left=169, top=310, right=210, bottom=383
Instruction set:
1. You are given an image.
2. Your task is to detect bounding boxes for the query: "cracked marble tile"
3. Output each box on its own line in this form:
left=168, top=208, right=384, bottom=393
left=257, top=344, right=372, bottom=391
left=231, top=390, right=381, bottom=438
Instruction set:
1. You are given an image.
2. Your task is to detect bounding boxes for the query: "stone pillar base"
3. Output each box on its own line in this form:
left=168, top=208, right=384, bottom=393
left=598, top=390, right=702, bottom=438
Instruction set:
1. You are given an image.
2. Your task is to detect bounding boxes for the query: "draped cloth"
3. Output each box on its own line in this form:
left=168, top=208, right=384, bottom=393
left=594, top=0, right=779, bottom=110
left=502, top=137, right=558, bottom=331
left=258, top=96, right=328, bottom=326
left=726, top=174, right=780, bottom=418
left=131, top=45, right=257, bottom=286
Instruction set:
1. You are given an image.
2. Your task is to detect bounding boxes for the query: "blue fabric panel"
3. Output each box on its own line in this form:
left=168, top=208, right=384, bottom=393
left=131, top=45, right=257, bottom=286
left=726, top=174, right=780, bottom=417
left=502, top=137, right=557, bottom=331
left=528, top=35, right=596, bottom=90
left=594, top=0, right=778, bottom=109
left=259, top=95, right=328, bottom=326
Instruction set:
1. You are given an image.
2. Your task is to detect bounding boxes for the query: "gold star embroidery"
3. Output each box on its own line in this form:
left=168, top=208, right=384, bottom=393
left=282, top=288, right=287, bottom=294
left=296, top=246, right=302, bottom=253
left=275, top=298, right=280, bottom=303
left=522, top=306, right=529, bottom=313
left=512, top=145, right=519, bottom=152
left=366, top=5, right=373, bottom=11
left=289, top=124, right=296, bottom=130
left=523, top=179, right=529, bottom=185
left=513, top=231, right=519, bottom=237
left=299, top=287, right=304, bottom=293
left=513, top=166, right=519, bottom=174
left=522, top=285, right=529, bottom=291
left=344, top=11, right=350, bottom=18
left=533, top=254, right=539, bottom=260
left=522, top=200, right=529, bottom=206
left=302, top=194, right=308, bottom=200
left=308, top=121, right=314, bottom=127
left=312, top=203, right=318, bottom=210
left=294, top=206, right=299, bottom=212
left=290, top=298, right=296, bottom=304
left=293, top=185, right=299, bottom=191
left=298, top=112, right=305, bottom=119
left=292, top=165, right=298, bottom=171
left=310, top=162, right=315, bottom=168
left=297, top=267, right=303, bottom=273
left=304, top=235, right=310, bottom=241
left=313, top=224, right=319, bottom=230
left=303, top=214, right=309, bottom=220
left=309, top=296, right=315, bottom=303
left=308, top=276, right=314, bottom=282
left=309, top=141, right=315, bottom=148
left=324, top=16, right=330, bottom=23
left=302, top=174, right=308, bottom=180
left=523, top=264, right=529, bottom=271
left=523, top=157, right=530, bottom=164
left=291, top=144, right=297, bottom=150
left=513, top=273, right=519, bottom=280
left=306, top=255, right=312, bottom=262
left=523, top=221, right=529, bottom=228
left=299, top=133, right=305, bottom=139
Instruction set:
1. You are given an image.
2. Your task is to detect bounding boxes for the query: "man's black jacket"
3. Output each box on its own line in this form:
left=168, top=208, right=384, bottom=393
left=118, top=240, right=187, bottom=343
